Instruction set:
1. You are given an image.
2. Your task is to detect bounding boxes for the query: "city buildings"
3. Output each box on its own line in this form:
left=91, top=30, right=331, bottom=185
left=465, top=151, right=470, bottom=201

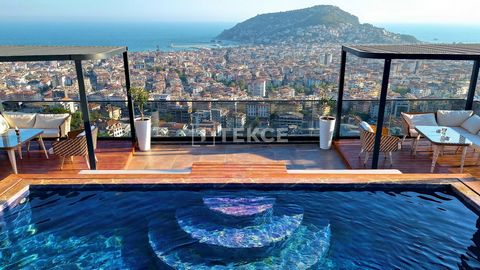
left=0, top=43, right=477, bottom=138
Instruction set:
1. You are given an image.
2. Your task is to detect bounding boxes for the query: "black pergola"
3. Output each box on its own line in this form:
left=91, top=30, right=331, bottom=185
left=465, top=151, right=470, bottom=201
left=335, top=44, right=480, bottom=169
left=0, top=46, right=136, bottom=170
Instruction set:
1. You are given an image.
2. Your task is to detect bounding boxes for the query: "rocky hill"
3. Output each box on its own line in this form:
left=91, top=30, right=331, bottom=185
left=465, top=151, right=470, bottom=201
left=217, top=5, right=418, bottom=44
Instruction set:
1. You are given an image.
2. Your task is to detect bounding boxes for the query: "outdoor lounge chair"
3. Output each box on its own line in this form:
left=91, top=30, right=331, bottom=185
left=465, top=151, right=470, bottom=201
left=52, top=126, right=98, bottom=169
left=358, top=121, right=401, bottom=166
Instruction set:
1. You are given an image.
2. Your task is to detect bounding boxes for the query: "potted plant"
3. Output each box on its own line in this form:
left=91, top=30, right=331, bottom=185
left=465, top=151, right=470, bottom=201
left=319, top=96, right=336, bottom=150
left=131, top=87, right=151, bottom=151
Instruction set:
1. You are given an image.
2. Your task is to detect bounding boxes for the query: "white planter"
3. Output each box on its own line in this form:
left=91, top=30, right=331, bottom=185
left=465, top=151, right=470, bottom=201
left=134, top=118, right=151, bottom=151
left=319, top=116, right=336, bottom=150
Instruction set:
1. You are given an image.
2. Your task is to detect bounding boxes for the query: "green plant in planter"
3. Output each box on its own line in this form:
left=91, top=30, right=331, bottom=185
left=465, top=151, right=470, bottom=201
left=319, top=96, right=336, bottom=117
left=131, top=87, right=149, bottom=120
left=315, top=82, right=336, bottom=117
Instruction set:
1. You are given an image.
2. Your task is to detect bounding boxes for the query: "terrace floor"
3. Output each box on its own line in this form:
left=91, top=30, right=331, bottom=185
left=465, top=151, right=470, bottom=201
left=0, top=140, right=133, bottom=179
left=128, top=144, right=346, bottom=171
left=0, top=141, right=346, bottom=179
left=334, top=139, right=480, bottom=179
left=0, top=139, right=478, bottom=179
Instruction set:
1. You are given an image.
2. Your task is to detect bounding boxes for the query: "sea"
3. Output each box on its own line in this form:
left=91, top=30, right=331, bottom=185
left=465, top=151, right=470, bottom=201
left=0, top=22, right=236, bottom=52
left=377, top=23, right=480, bottom=44
left=0, top=21, right=480, bottom=52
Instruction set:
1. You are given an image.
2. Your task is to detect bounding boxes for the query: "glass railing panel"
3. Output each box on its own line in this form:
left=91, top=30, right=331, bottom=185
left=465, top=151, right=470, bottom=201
left=338, top=99, right=467, bottom=137
left=145, top=100, right=336, bottom=139
left=1, top=100, right=131, bottom=138
left=1, top=99, right=471, bottom=140
left=473, top=100, right=480, bottom=116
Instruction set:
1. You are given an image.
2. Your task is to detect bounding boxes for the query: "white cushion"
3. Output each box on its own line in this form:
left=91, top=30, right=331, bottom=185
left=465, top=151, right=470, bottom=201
left=2, top=112, right=36, bottom=128
left=33, top=114, right=69, bottom=129
left=461, top=115, right=480, bottom=134
left=437, top=110, right=473, bottom=127
left=402, top=113, right=438, bottom=128
left=359, top=121, right=374, bottom=132
left=0, top=115, right=9, bottom=134
left=40, top=128, right=61, bottom=138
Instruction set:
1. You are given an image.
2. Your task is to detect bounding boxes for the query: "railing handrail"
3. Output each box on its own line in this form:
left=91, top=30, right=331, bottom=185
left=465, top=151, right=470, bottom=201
left=1, top=98, right=477, bottom=103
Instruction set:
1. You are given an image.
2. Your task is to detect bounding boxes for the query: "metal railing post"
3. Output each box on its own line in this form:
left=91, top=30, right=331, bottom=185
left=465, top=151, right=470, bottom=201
left=372, top=59, right=392, bottom=169
left=334, top=49, right=347, bottom=140
left=75, top=60, right=96, bottom=170
left=123, top=51, right=136, bottom=143
left=466, top=60, right=479, bottom=110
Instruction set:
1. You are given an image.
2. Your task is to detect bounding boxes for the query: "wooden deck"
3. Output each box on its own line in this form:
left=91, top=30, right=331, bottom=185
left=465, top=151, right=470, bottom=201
left=126, top=144, right=346, bottom=171
left=334, top=139, right=480, bottom=179
left=0, top=142, right=346, bottom=179
left=0, top=140, right=134, bottom=179
left=0, top=139, right=478, bottom=180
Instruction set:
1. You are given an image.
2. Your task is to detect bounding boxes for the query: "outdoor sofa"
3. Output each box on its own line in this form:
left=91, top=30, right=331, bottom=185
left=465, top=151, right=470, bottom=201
left=0, top=111, right=71, bottom=139
left=401, top=110, right=480, bottom=152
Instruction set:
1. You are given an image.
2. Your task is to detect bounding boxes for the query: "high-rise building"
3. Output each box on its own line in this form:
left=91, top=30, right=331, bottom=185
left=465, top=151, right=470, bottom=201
left=274, top=112, right=304, bottom=128
left=414, top=61, right=422, bottom=74
left=323, top=53, right=333, bottom=65
left=246, top=103, right=270, bottom=118
left=248, top=80, right=266, bottom=97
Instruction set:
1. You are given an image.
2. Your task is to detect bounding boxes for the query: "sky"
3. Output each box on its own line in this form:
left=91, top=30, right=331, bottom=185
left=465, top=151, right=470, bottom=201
left=1, top=0, right=480, bottom=24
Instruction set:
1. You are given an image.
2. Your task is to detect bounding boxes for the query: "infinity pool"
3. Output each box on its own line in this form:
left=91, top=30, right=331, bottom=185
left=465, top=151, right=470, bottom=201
left=1, top=187, right=479, bottom=269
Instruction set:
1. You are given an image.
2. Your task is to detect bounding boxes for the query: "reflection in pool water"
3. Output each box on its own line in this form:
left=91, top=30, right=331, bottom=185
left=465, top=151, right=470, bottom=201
left=0, top=188, right=479, bottom=269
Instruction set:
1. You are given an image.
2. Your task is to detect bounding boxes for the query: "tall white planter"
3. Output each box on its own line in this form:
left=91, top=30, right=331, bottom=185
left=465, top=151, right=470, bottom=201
left=134, top=118, right=151, bottom=151
left=319, top=116, right=336, bottom=150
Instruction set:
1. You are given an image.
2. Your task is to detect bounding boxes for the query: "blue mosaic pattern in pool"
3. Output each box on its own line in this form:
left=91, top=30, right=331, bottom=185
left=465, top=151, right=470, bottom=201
left=1, top=189, right=480, bottom=269
left=176, top=200, right=304, bottom=248
left=203, top=196, right=275, bottom=216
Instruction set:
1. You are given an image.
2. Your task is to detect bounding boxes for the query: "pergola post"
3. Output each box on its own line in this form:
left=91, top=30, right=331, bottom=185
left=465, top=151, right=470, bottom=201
left=372, top=59, right=392, bottom=169
left=466, top=60, right=479, bottom=110
left=334, top=49, right=347, bottom=140
left=75, top=60, right=96, bottom=170
left=123, top=51, right=136, bottom=142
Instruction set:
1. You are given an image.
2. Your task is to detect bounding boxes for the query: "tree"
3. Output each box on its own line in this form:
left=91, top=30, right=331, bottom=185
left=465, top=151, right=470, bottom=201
left=131, top=87, right=149, bottom=120
left=393, top=87, right=411, bottom=96
left=43, top=106, right=69, bottom=114
left=71, top=112, right=83, bottom=130
left=179, top=73, right=188, bottom=85
left=237, top=80, right=247, bottom=90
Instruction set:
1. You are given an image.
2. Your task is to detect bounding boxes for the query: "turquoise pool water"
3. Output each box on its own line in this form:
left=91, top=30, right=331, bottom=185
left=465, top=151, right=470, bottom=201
left=0, top=187, right=479, bottom=269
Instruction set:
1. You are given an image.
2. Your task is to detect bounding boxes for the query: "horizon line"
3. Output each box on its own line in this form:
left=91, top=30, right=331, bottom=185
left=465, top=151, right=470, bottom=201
left=2, top=19, right=480, bottom=26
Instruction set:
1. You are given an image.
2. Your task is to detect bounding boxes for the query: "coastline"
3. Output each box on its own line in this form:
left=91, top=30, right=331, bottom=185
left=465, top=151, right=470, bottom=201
left=0, top=21, right=480, bottom=52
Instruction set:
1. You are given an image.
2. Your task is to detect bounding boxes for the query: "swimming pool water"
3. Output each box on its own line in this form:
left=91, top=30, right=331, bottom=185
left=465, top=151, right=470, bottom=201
left=1, top=187, right=479, bottom=269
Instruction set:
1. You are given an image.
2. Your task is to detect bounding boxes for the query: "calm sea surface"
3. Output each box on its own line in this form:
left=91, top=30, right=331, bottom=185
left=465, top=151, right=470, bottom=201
left=0, top=21, right=479, bottom=52
left=0, top=22, right=235, bottom=52
left=379, top=23, right=480, bottom=43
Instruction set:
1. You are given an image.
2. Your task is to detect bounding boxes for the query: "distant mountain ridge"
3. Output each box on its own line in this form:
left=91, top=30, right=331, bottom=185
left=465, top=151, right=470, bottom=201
left=217, top=5, right=418, bottom=44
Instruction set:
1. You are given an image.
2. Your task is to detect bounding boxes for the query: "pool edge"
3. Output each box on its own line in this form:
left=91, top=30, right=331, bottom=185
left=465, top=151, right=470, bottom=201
left=1, top=173, right=479, bottom=212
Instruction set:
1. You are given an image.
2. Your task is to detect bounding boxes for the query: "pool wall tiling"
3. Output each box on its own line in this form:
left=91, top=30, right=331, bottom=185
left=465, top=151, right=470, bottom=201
left=2, top=183, right=480, bottom=269
left=0, top=173, right=480, bottom=213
